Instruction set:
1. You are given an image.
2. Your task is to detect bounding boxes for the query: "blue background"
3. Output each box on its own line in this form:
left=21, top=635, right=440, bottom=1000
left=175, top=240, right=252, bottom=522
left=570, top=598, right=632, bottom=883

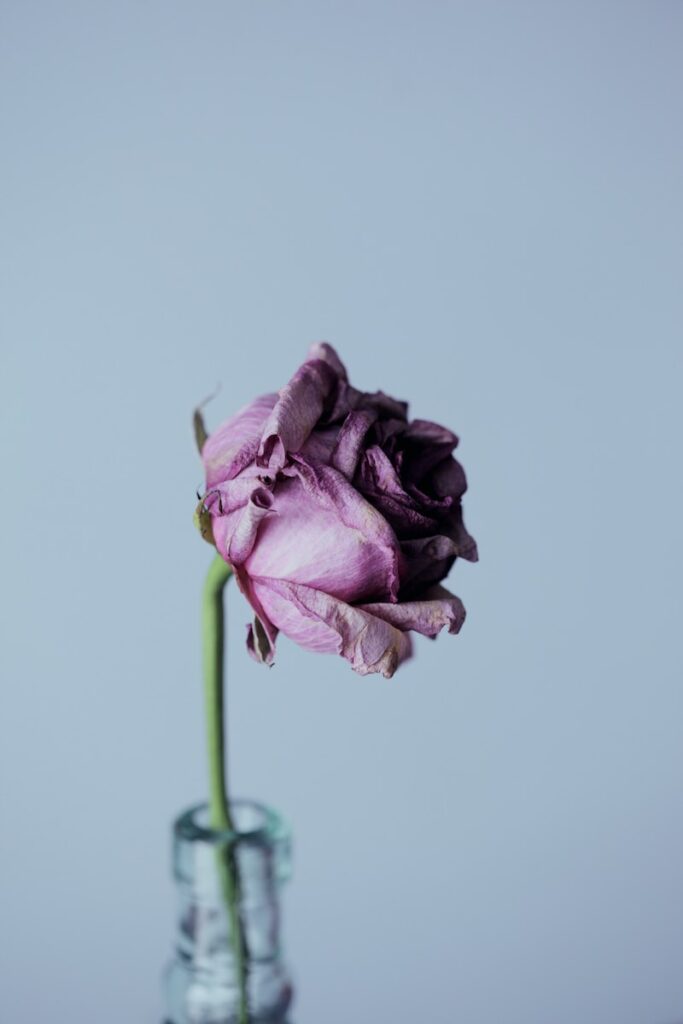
left=1, top=3, right=682, bottom=1023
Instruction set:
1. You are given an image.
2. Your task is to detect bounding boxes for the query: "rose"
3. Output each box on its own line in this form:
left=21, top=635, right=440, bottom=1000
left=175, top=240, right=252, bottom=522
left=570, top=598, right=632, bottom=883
left=195, top=343, right=477, bottom=678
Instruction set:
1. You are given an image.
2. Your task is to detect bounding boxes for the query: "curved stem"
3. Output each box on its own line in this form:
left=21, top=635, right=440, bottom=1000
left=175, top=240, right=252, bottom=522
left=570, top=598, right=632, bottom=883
left=203, top=554, right=234, bottom=830
left=202, top=554, right=250, bottom=1024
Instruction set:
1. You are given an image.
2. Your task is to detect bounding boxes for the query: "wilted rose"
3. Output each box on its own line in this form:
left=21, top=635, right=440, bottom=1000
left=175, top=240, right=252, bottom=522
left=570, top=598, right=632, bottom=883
left=195, top=344, right=477, bottom=678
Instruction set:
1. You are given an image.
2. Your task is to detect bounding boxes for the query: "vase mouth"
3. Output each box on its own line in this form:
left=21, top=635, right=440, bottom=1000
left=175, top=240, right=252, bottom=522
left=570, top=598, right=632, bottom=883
left=174, top=799, right=287, bottom=848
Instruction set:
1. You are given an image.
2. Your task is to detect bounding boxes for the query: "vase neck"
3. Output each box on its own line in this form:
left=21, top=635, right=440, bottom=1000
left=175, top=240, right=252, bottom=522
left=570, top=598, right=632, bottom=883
left=165, top=800, right=293, bottom=1024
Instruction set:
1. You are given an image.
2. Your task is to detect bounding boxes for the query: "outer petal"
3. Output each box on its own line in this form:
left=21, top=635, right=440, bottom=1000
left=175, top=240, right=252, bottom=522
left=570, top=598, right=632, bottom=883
left=203, top=393, right=278, bottom=489
left=257, top=358, right=339, bottom=474
left=358, top=584, right=465, bottom=637
left=251, top=578, right=413, bottom=678
left=243, top=462, right=401, bottom=603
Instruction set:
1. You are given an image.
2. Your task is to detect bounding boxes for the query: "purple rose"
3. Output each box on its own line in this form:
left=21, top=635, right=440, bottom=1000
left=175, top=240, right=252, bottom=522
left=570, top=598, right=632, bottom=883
left=196, top=343, right=477, bottom=678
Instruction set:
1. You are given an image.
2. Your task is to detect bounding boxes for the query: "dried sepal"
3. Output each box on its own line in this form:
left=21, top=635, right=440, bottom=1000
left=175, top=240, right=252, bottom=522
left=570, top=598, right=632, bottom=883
left=193, top=498, right=216, bottom=547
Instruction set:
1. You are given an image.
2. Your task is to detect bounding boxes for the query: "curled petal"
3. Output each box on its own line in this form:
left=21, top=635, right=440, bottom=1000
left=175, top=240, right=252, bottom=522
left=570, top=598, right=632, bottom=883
left=201, top=466, right=264, bottom=517
left=203, top=393, right=278, bottom=489
left=252, top=578, right=413, bottom=678
left=359, top=584, right=465, bottom=637
left=257, top=359, right=338, bottom=474
left=225, top=487, right=274, bottom=566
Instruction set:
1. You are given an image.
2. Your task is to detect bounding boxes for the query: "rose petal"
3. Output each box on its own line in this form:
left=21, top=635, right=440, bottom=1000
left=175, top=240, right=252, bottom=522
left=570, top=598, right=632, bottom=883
left=357, top=446, right=441, bottom=536
left=400, top=535, right=459, bottom=592
left=401, top=423, right=460, bottom=482
left=373, top=417, right=408, bottom=449
left=252, top=578, right=413, bottom=678
left=359, top=445, right=406, bottom=498
left=429, top=456, right=468, bottom=500
left=349, top=387, right=409, bottom=421
left=359, top=584, right=465, bottom=637
left=203, top=393, right=278, bottom=489
left=404, top=418, right=458, bottom=448
left=243, top=462, right=401, bottom=603
left=307, top=342, right=348, bottom=380
left=405, top=481, right=454, bottom=513
left=300, top=426, right=339, bottom=465
left=305, top=343, right=354, bottom=424
left=257, top=358, right=338, bottom=474
left=446, top=506, right=479, bottom=562
left=362, top=492, right=440, bottom=537
left=224, top=486, right=274, bottom=566
left=201, top=465, right=264, bottom=517
left=331, top=409, right=377, bottom=479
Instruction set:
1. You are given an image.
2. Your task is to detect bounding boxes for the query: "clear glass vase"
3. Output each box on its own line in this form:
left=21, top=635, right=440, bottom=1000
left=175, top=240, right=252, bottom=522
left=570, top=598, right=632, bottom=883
left=163, top=800, right=293, bottom=1024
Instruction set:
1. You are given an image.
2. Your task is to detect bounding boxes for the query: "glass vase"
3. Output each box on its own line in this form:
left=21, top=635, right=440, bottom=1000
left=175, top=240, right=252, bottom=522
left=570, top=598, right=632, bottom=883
left=163, top=799, right=293, bottom=1024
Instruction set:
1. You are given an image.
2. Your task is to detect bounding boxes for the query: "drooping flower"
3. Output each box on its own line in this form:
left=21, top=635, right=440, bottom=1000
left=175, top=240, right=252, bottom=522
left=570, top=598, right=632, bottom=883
left=196, top=344, right=477, bottom=678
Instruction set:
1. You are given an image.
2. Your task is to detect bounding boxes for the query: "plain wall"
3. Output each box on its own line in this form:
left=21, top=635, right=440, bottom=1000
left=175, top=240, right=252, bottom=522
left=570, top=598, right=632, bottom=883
left=1, top=3, right=682, bottom=1023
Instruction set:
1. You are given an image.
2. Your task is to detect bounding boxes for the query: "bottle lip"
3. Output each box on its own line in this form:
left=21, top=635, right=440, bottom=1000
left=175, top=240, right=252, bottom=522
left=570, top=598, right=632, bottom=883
left=174, top=799, right=287, bottom=848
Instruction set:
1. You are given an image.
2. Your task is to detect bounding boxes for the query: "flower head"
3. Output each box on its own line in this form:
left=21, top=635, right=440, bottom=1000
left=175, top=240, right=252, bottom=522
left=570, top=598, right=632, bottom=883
left=196, top=344, right=477, bottom=678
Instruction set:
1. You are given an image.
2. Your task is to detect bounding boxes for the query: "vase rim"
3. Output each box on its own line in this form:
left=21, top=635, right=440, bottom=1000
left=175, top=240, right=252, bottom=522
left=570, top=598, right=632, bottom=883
left=174, top=798, right=287, bottom=847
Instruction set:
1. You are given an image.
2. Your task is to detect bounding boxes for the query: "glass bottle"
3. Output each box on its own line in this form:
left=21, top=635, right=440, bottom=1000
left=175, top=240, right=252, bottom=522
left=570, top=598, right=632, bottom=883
left=163, top=799, right=293, bottom=1024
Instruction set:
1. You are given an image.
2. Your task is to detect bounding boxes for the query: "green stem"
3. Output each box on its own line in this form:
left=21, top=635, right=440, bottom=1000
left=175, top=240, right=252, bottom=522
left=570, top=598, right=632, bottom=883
left=203, top=554, right=250, bottom=1024
left=203, top=554, right=233, bottom=829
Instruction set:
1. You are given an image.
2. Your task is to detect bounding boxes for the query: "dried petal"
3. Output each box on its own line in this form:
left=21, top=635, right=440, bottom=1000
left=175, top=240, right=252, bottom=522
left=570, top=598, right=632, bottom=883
left=359, top=584, right=465, bottom=637
left=252, top=578, right=413, bottom=678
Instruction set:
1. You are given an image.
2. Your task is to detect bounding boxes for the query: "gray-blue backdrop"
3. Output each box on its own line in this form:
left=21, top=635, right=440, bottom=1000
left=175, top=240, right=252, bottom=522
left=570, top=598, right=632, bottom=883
left=1, top=3, right=682, bottom=1023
